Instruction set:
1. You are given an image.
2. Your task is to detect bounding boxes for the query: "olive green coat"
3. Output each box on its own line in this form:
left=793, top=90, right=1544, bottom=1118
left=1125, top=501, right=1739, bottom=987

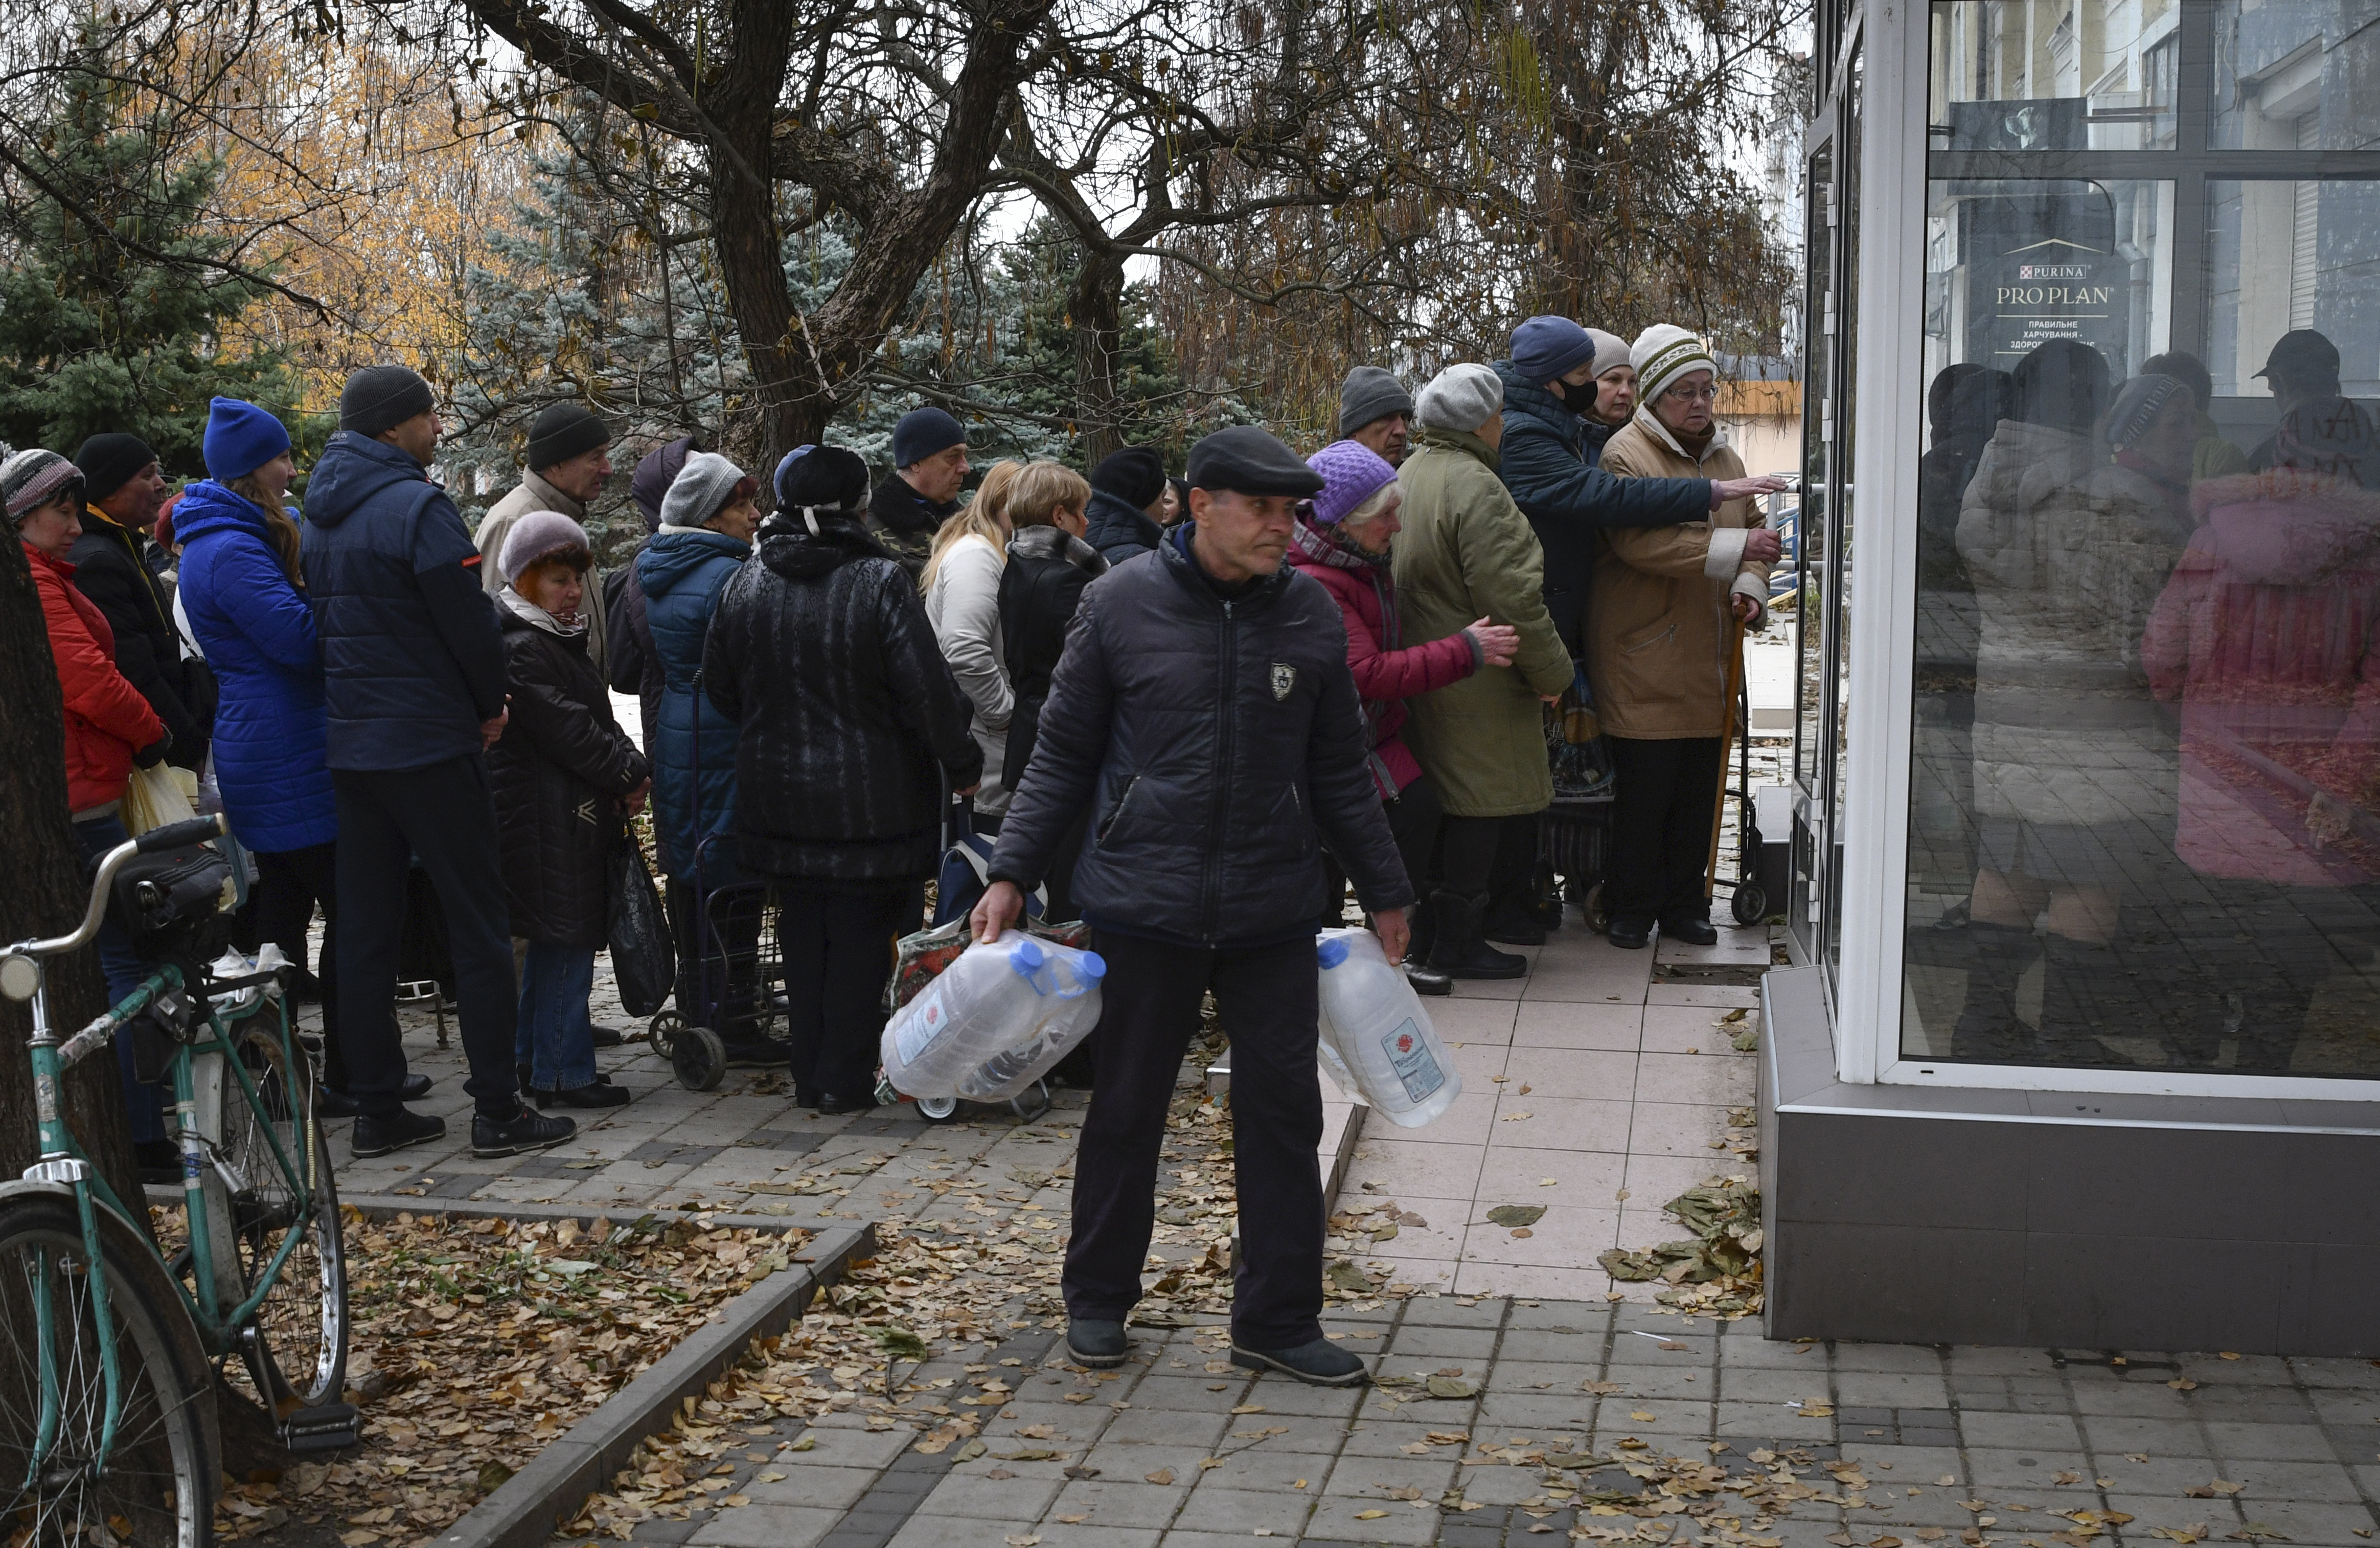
left=1391, top=427, right=1575, bottom=817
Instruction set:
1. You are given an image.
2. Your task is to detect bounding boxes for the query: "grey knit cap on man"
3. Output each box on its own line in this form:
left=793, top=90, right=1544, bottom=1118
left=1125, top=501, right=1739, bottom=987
left=340, top=365, right=437, bottom=436
left=1338, top=367, right=1417, bottom=466
left=525, top=403, right=612, bottom=472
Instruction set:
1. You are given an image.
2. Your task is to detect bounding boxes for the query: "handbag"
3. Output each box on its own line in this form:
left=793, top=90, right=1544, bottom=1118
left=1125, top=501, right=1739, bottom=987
left=607, top=833, right=675, bottom=1017
left=1546, top=662, right=1615, bottom=801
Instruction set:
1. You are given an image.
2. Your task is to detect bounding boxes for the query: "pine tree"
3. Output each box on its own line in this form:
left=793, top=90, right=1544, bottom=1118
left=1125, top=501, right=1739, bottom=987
left=0, top=45, right=306, bottom=471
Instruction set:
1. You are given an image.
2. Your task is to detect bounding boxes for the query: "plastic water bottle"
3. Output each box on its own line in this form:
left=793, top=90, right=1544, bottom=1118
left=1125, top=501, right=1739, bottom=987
left=880, top=932, right=1106, bottom=1101
left=956, top=947, right=1105, bottom=1101
left=1314, top=927, right=1462, bottom=1127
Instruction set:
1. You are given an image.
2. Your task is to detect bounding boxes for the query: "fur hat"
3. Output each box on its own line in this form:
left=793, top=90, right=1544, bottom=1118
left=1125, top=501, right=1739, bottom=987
left=777, top=445, right=872, bottom=513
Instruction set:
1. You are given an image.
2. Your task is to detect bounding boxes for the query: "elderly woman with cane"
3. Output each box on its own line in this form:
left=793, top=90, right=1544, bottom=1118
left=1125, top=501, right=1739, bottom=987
left=1590, top=326, right=1779, bottom=948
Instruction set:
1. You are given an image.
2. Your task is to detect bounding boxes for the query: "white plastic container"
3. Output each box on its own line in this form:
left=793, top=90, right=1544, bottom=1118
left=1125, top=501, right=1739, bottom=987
left=880, top=931, right=1106, bottom=1101
left=1313, top=927, right=1462, bottom=1127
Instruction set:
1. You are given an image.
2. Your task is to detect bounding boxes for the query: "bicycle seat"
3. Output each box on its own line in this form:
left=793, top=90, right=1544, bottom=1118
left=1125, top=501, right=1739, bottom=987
left=103, top=835, right=233, bottom=960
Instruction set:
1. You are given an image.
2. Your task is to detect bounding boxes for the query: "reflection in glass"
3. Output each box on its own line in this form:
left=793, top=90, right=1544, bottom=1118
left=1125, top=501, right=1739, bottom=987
left=1929, top=0, right=2179, bottom=152
left=2212, top=0, right=2380, bottom=153
left=1827, top=46, right=1865, bottom=982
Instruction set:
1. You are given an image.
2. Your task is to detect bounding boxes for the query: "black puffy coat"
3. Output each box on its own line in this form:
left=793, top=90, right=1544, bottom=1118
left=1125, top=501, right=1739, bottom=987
left=703, top=513, right=982, bottom=883
left=998, top=524, right=1108, bottom=788
left=990, top=523, right=1413, bottom=947
left=70, top=508, right=209, bottom=768
left=1082, top=489, right=1161, bottom=567
left=489, top=605, right=652, bottom=947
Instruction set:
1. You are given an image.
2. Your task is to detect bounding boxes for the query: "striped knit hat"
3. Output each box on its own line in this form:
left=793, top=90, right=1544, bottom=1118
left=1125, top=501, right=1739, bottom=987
left=3, top=448, right=83, bottom=522
left=1633, top=325, right=1719, bottom=405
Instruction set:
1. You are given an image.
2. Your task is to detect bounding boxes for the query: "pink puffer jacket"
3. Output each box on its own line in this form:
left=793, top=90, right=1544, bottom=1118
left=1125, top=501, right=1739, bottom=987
left=1286, top=539, right=1480, bottom=800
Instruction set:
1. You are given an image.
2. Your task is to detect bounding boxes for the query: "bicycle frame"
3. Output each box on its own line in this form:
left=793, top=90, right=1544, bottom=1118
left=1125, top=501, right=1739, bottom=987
left=18, top=957, right=319, bottom=1484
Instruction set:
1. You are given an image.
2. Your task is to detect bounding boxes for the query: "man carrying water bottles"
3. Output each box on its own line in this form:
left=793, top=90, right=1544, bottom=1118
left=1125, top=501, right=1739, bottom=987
left=974, top=424, right=1414, bottom=1386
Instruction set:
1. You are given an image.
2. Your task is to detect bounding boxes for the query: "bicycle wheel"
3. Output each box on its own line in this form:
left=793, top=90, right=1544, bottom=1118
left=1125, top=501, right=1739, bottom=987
left=216, top=1018, right=348, bottom=1411
left=0, top=1193, right=218, bottom=1548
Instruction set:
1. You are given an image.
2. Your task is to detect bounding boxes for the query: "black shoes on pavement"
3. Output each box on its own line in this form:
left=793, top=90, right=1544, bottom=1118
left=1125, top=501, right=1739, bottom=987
left=723, top=1036, right=794, bottom=1070
left=797, top=1086, right=872, bottom=1116
left=591, top=1024, right=626, bottom=1049
left=1607, top=916, right=1720, bottom=949
left=535, top=1077, right=631, bottom=1110
left=352, top=1107, right=446, bottom=1157
left=1427, top=891, right=1528, bottom=980
left=1231, top=1336, right=1369, bottom=1386
left=317, top=1073, right=432, bottom=1118
left=472, top=1105, right=576, bottom=1158
left=1404, top=962, right=1453, bottom=995
left=1662, top=915, right=1720, bottom=946
left=1482, top=894, right=1548, bottom=946
left=1066, top=1318, right=1130, bottom=1367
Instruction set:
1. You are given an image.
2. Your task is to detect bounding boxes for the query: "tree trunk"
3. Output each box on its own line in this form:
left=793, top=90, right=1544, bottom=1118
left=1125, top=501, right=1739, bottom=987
left=1069, top=248, right=1129, bottom=467
left=0, top=536, right=148, bottom=1234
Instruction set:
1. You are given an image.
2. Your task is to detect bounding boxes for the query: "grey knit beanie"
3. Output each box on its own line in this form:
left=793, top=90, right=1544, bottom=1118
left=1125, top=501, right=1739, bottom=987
left=1587, top=329, right=1632, bottom=379
left=1415, top=364, right=1504, bottom=434
left=659, top=452, right=754, bottom=531
left=1337, top=366, right=1415, bottom=438
left=2105, top=374, right=2186, bottom=451
left=3, top=448, right=83, bottom=522
left=499, top=510, right=592, bottom=584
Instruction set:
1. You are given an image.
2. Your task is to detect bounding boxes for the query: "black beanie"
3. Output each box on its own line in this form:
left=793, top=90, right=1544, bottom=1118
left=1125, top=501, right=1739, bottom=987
left=525, top=402, right=613, bottom=470
left=776, top=445, right=871, bottom=513
left=1089, top=447, right=1166, bottom=509
left=75, top=434, right=157, bottom=502
left=340, top=364, right=436, bottom=436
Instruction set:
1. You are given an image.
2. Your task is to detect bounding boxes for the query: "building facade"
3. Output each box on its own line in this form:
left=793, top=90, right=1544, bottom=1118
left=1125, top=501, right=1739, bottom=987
left=1763, top=0, right=2380, bottom=1352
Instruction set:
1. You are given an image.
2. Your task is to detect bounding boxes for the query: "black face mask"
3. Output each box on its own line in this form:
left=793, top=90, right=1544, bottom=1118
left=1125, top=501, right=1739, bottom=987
left=1547, top=378, right=1595, bottom=420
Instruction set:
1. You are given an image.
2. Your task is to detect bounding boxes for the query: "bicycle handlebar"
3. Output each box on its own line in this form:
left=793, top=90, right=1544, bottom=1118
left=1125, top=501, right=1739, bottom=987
left=7, top=813, right=227, bottom=961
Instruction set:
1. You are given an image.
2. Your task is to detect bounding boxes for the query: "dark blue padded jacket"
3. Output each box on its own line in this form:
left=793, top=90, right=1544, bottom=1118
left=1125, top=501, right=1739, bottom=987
left=299, top=431, right=506, bottom=771
left=638, top=527, right=750, bottom=878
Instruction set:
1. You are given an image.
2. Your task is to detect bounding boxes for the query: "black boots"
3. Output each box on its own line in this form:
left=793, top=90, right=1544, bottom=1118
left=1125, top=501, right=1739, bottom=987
left=1426, top=891, right=1527, bottom=980
left=1949, top=920, right=2037, bottom=1059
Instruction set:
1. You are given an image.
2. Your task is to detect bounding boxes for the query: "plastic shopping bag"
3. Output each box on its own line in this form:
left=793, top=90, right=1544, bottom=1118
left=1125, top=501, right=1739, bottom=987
left=607, top=836, right=675, bottom=1017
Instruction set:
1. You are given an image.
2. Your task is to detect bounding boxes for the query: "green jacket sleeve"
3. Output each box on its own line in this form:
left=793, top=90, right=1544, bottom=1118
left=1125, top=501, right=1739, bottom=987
left=1454, top=464, right=1576, bottom=698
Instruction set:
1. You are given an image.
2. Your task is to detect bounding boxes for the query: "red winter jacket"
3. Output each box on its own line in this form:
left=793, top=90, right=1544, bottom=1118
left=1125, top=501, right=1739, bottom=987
left=27, top=541, right=165, bottom=815
left=1286, top=535, right=1480, bottom=799
left=2141, top=469, right=2380, bottom=885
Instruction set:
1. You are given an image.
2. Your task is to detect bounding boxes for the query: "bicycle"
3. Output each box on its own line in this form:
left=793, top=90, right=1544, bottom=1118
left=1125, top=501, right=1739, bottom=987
left=0, top=813, right=355, bottom=1548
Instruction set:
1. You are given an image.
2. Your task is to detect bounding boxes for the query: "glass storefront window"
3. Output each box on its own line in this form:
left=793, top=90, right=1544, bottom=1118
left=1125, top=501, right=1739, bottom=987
left=2212, top=0, right=2380, bottom=152
left=1903, top=1, right=2380, bottom=1078
left=1827, top=47, right=1865, bottom=982
left=1929, top=0, right=2180, bottom=152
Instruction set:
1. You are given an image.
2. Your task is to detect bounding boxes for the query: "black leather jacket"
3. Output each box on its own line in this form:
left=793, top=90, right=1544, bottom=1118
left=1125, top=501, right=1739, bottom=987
left=990, top=524, right=1413, bottom=947
left=998, top=524, right=1108, bottom=788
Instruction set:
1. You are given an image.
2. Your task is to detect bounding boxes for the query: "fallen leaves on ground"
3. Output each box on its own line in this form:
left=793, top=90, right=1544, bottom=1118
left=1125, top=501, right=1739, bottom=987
left=1596, top=1176, right=1764, bottom=1318
left=200, top=1206, right=806, bottom=1547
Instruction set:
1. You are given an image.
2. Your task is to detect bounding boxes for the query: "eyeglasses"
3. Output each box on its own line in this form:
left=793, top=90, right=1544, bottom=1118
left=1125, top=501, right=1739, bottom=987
left=1662, top=382, right=1720, bottom=404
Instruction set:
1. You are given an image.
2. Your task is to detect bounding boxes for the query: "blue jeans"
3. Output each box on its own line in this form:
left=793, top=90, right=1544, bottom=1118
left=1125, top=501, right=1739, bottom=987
left=514, top=941, right=598, bottom=1092
left=75, top=814, right=166, bottom=1145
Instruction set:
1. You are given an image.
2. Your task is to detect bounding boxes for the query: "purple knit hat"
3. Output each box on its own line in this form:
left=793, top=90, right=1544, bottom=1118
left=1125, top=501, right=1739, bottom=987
left=499, top=509, right=593, bottom=584
left=1305, top=439, right=1399, bottom=526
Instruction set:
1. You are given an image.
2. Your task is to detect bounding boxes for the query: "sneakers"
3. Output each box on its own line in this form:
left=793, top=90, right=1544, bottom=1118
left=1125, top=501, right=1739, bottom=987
left=1065, top=1318, right=1130, bottom=1367
left=351, top=1107, right=447, bottom=1158
left=318, top=1073, right=430, bottom=1119
left=1230, top=1336, right=1369, bottom=1387
left=471, top=1105, right=577, bottom=1158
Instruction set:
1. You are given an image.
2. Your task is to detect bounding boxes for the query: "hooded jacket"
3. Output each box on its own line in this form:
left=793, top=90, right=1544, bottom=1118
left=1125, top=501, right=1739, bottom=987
left=703, top=511, right=981, bottom=882
left=173, top=482, right=335, bottom=852
left=68, top=505, right=205, bottom=766
left=1285, top=519, right=1480, bottom=801
left=1492, top=361, right=1715, bottom=653
left=1392, top=428, right=1575, bottom=817
left=300, top=429, right=507, bottom=771
left=865, top=474, right=950, bottom=580
left=990, top=521, right=1413, bottom=947
left=998, top=523, right=1108, bottom=787
left=27, top=541, right=165, bottom=815
left=1590, top=407, right=1774, bottom=740
left=2142, top=468, right=2380, bottom=886
left=638, top=525, right=751, bottom=877
left=489, top=599, right=651, bottom=946
left=477, top=467, right=608, bottom=677
left=1083, top=488, right=1163, bottom=567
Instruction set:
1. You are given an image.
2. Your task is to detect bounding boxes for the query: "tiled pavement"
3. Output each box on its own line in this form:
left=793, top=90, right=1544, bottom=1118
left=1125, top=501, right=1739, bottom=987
left=611, top=1297, right=2380, bottom=1548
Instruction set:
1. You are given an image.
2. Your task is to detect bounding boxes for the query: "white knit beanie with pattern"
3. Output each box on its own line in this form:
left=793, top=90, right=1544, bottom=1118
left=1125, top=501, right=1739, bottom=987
left=1632, top=324, right=1719, bottom=405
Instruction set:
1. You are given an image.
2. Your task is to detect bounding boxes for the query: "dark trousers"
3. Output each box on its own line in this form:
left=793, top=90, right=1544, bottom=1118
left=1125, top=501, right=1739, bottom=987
left=333, top=756, right=519, bottom=1119
left=76, top=814, right=164, bottom=1146
left=1321, top=777, right=1443, bottom=930
left=1434, top=810, right=1534, bottom=897
left=1066, top=931, right=1323, bottom=1350
left=778, top=884, right=909, bottom=1097
left=1605, top=735, right=1724, bottom=925
left=254, top=841, right=343, bottom=1089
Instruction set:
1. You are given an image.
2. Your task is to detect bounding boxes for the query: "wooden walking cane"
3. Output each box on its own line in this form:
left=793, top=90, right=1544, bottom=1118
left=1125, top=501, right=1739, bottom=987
left=1705, top=611, right=1749, bottom=901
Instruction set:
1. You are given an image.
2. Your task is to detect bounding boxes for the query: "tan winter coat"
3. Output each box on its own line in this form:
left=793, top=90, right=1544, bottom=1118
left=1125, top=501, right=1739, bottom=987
left=478, top=468, right=609, bottom=679
left=1588, top=409, right=1770, bottom=740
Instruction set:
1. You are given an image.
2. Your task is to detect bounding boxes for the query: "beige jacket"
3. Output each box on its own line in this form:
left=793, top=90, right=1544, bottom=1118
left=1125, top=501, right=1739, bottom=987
left=478, top=468, right=608, bottom=679
left=1587, top=408, right=1770, bottom=740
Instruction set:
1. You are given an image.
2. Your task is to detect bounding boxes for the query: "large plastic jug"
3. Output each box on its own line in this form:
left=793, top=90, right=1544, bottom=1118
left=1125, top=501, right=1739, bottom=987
left=1314, top=927, right=1462, bottom=1127
left=880, top=931, right=1105, bottom=1101
left=956, top=946, right=1105, bottom=1101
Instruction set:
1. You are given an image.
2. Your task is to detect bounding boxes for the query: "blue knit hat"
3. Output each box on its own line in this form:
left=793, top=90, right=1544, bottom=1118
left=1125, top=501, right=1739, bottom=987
left=1509, top=316, right=1598, bottom=384
left=203, top=397, right=292, bottom=482
left=891, top=407, right=967, bottom=469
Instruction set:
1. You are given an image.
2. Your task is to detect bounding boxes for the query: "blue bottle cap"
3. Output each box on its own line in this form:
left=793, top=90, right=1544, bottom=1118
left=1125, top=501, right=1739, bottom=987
left=1010, top=938, right=1046, bottom=977
left=1077, top=951, right=1106, bottom=981
left=1316, top=938, right=1350, bottom=969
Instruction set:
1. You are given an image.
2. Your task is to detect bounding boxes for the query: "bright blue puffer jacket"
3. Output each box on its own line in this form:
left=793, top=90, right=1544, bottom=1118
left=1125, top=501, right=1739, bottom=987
left=174, top=481, right=336, bottom=853
left=639, top=527, right=751, bottom=879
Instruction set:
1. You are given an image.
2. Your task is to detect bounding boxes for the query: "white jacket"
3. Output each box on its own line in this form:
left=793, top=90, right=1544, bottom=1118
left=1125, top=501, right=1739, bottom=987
left=924, top=532, right=1013, bottom=814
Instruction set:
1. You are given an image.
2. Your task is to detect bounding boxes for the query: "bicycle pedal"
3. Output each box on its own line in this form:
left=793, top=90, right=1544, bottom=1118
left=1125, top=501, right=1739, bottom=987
left=280, top=1401, right=362, bottom=1451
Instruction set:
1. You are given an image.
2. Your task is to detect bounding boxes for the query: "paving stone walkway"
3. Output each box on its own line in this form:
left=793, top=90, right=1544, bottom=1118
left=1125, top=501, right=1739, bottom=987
left=592, top=1296, right=2380, bottom=1548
